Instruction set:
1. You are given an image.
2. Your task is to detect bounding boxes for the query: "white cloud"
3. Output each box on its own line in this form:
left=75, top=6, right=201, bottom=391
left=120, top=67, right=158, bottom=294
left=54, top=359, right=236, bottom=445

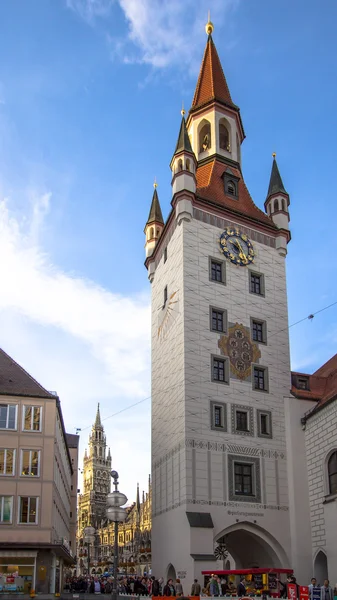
left=0, top=192, right=151, bottom=500
left=68, top=0, right=239, bottom=71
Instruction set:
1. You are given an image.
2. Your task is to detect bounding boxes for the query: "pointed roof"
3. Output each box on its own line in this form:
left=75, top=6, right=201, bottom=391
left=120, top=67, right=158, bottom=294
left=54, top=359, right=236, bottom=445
left=145, top=187, right=164, bottom=228
left=196, top=158, right=277, bottom=230
left=0, top=347, right=57, bottom=399
left=267, top=156, right=288, bottom=198
left=191, top=35, right=237, bottom=112
left=173, top=116, right=194, bottom=156
left=94, top=402, right=102, bottom=428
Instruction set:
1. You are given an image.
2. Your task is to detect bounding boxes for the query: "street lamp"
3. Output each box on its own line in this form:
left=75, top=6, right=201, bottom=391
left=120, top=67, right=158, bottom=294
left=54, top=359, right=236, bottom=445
left=83, top=526, right=95, bottom=576
left=106, top=471, right=128, bottom=600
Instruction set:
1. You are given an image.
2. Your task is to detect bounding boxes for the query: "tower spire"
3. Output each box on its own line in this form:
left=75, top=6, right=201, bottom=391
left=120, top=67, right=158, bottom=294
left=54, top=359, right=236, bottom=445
left=144, top=184, right=164, bottom=230
left=136, top=482, right=140, bottom=512
left=172, top=114, right=194, bottom=159
left=95, top=402, right=102, bottom=428
left=267, top=153, right=288, bottom=198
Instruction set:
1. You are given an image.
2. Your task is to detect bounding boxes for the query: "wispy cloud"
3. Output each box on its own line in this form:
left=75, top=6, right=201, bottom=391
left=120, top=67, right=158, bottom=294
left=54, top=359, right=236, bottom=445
left=68, top=0, right=239, bottom=71
left=0, top=191, right=151, bottom=499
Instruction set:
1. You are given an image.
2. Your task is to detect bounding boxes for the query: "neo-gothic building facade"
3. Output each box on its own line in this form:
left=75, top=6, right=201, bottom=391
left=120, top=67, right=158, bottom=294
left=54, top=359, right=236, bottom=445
left=77, top=407, right=152, bottom=576
left=144, top=18, right=336, bottom=589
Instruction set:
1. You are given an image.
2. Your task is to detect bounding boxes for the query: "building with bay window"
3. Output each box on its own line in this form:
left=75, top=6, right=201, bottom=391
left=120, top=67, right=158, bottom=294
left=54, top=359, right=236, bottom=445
left=0, top=348, right=78, bottom=594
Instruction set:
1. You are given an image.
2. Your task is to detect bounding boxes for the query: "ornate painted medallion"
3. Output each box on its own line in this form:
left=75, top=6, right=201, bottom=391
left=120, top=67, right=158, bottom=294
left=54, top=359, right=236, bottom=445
left=218, top=323, right=261, bottom=380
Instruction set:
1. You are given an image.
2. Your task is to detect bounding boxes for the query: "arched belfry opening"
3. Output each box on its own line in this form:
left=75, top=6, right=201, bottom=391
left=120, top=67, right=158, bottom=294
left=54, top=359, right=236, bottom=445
left=219, top=118, right=230, bottom=151
left=198, top=119, right=211, bottom=153
left=215, top=522, right=288, bottom=569
left=166, top=563, right=176, bottom=582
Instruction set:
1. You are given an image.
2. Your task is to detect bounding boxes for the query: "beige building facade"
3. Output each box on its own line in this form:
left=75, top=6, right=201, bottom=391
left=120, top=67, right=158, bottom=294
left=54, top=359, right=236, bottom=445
left=0, top=348, right=78, bottom=594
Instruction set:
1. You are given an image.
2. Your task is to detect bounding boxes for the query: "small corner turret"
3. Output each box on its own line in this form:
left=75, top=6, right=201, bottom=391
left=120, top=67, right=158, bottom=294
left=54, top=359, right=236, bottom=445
left=265, top=153, right=290, bottom=256
left=144, top=181, right=164, bottom=261
left=170, top=109, right=196, bottom=225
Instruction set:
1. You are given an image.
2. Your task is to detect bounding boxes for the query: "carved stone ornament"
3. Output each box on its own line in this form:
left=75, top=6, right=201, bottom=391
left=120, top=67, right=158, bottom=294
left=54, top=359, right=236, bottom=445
left=218, top=322, right=261, bottom=380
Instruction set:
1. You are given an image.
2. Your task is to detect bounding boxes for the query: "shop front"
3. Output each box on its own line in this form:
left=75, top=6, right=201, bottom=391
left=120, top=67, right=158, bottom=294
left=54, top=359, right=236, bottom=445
left=0, top=552, right=37, bottom=594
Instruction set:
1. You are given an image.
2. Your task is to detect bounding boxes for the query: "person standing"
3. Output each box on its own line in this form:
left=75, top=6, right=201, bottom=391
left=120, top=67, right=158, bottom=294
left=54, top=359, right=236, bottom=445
left=237, top=578, right=247, bottom=597
left=191, top=579, right=201, bottom=596
left=176, top=579, right=184, bottom=596
left=321, top=580, right=334, bottom=600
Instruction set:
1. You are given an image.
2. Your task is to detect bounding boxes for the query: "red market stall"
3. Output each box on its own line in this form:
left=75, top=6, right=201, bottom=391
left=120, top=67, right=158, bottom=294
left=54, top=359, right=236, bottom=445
left=201, top=568, right=294, bottom=598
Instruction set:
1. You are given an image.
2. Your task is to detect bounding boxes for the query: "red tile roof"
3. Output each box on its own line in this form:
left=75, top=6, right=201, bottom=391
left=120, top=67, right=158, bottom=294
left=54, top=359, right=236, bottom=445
left=196, top=159, right=277, bottom=229
left=291, top=354, right=337, bottom=410
left=0, top=347, right=56, bottom=399
left=191, top=36, right=236, bottom=111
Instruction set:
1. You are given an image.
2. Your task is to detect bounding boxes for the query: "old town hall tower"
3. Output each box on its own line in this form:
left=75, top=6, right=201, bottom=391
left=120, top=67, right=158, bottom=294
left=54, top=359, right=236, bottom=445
left=144, top=19, right=308, bottom=588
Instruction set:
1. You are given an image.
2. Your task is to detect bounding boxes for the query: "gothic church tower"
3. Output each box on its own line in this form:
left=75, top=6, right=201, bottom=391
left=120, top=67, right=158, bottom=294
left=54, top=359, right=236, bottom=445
left=78, top=404, right=112, bottom=534
left=145, top=19, right=304, bottom=588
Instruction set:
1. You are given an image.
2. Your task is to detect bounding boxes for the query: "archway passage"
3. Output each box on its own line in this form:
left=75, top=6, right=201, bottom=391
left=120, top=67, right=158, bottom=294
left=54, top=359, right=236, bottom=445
left=216, top=523, right=287, bottom=569
left=314, top=551, right=328, bottom=583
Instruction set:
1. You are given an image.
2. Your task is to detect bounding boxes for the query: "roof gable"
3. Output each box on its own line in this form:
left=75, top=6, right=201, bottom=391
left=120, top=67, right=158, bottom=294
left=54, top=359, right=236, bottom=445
left=0, top=348, right=56, bottom=399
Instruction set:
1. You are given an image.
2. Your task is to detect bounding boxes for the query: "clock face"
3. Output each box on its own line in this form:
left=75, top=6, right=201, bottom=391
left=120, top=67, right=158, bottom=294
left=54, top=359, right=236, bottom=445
left=219, top=227, right=254, bottom=266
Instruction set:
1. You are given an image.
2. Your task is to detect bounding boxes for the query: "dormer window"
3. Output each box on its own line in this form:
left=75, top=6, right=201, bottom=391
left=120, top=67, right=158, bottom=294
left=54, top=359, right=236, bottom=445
left=223, top=170, right=239, bottom=200
left=292, top=374, right=310, bottom=391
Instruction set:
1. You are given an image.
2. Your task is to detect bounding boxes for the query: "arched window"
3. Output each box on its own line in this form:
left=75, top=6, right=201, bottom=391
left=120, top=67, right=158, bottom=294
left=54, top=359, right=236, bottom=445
left=186, top=158, right=191, bottom=172
left=150, top=227, right=154, bottom=239
left=219, top=122, right=230, bottom=151
left=95, top=431, right=98, bottom=440
left=199, top=120, right=211, bottom=153
left=281, top=198, right=286, bottom=211
left=328, top=451, right=337, bottom=495
left=99, top=447, right=102, bottom=457
left=94, top=446, right=97, bottom=457
left=227, top=181, right=236, bottom=195
left=178, top=158, right=183, bottom=171
left=274, top=199, right=279, bottom=212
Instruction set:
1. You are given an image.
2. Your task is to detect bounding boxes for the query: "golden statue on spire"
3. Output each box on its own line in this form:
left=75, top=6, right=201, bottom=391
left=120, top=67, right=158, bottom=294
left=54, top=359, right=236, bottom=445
left=153, top=177, right=158, bottom=189
left=205, top=10, right=214, bottom=35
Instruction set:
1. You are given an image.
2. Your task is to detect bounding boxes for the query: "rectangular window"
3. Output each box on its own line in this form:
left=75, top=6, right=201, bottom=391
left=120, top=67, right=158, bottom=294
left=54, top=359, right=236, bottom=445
left=253, top=366, right=268, bottom=392
left=21, top=450, right=40, bottom=477
left=211, top=357, right=228, bottom=384
left=297, top=377, right=309, bottom=390
left=251, top=319, right=267, bottom=343
left=211, top=309, right=224, bottom=332
left=163, top=285, right=168, bottom=308
left=236, top=411, right=248, bottom=432
left=0, top=404, right=17, bottom=430
left=209, top=258, right=225, bottom=284
left=257, top=410, right=272, bottom=438
left=0, top=449, right=15, bottom=476
left=0, top=496, right=13, bottom=523
left=249, top=271, right=265, bottom=296
left=23, top=406, right=42, bottom=432
left=210, top=402, right=227, bottom=431
left=19, top=497, right=38, bottom=524
left=234, top=463, right=253, bottom=496
left=164, top=247, right=167, bottom=263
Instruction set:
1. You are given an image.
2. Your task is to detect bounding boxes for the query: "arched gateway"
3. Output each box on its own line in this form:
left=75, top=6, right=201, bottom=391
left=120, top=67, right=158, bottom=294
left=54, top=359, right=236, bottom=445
left=215, top=522, right=289, bottom=569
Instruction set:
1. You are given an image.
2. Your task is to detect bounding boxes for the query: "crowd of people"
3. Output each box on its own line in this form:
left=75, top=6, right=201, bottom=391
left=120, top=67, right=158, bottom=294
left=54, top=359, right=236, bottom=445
left=63, top=573, right=337, bottom=599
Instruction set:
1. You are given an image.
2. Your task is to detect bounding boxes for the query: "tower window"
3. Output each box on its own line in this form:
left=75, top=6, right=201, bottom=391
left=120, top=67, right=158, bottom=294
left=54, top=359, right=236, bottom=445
left=219, top=122, right=230, bottom=151
left=281, top=198, right=286, bottom=211
left=178, top=158, right=183, bottom=172
left=249, top=271, right=265, bottom=296
left=227, top=181, right=236, bottom=195
left=199, top=121, right=211, bottom=153
left=236, top=410, right=248, bottom=432
left=257, top=410, right=272, bottom=439
left=234, top=462, right=253, bottom=496
left=150, top=227, right=154, bottom=239
left=253, top=366, right=269, bottom=392
left=209, top=258, right=225, bottom=284
left=164, top=247, right=167, bottom=263
left=210, top=401, right=227, bottom=431
left=163, top=285, right=168, bottom=308
left=210, top=307, right=226, bottom=333
left=186, top=159, right=191, bottom=172
left=211, top=356, right=229, bottom=384
left=328, top=452, right=337, bottom=495
left=232, top=405, right=253, bottom=436
left=251, top=318, right=267, bottom=344
left=223, top=172, right=239, bottom=199
left=274, top=199, right=279, bottom=212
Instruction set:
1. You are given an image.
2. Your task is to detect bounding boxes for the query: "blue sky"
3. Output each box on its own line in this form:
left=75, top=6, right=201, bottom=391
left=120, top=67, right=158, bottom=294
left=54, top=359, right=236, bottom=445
left=0, top=0, right=337, bottom=500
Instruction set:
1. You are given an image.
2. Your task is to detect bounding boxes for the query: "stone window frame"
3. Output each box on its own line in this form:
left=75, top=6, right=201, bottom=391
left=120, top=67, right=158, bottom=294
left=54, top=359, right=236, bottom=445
left=324, top=449, right=337, bottom=501
left=209, top=256, right=226, bottom=285
left=249, top=269, right=265, bottom=297
left=250, top=317, right=268, bottom=345
left=228, top=454, right=261, bottom=503
left=211, top=355, right=230, bottom=385
left=210, top=306, right=228, bottom=334
left=210, top=401, right=227, bottom=432
left=252, top=364, right=269, bottom=393
left=257, top=409, right=273, bottom=439
left=231, top=404, right=254, bottom=437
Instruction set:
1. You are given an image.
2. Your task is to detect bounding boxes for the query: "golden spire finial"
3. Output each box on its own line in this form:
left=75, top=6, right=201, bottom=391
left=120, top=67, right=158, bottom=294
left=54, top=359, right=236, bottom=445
left=272, top=152, right=276, bottom=158
left=181, top=101, right=185, bottom=117
left=205, top=10, right=214, bottom=35
left=153, top=177, right=158, bottom=189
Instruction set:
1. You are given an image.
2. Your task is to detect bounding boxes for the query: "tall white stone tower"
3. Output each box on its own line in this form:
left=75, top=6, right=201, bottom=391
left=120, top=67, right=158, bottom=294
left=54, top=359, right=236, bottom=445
left=145, top=20, right=295, bottom=587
